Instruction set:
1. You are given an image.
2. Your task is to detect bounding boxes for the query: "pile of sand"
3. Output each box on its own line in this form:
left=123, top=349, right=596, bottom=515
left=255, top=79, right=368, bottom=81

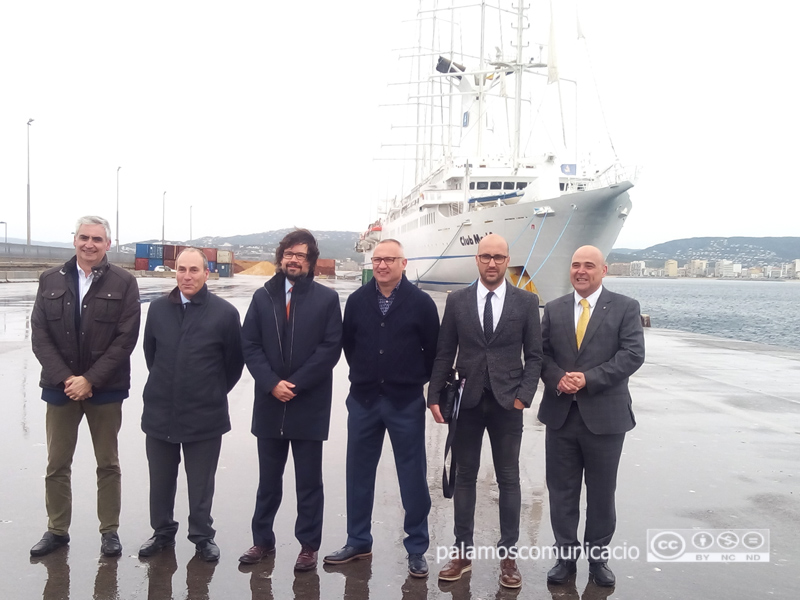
left=239, top=261, right=276, bottom=276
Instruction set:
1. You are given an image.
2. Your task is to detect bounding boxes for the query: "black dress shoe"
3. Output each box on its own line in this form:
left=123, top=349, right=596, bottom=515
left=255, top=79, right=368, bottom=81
left=588, top=562, right=615, bottom=587
left=30, top=532, right=70, bottom=557
left=196, top=539, right=220, bottom=562
left=546, top=559, right=577, bottom=584
left=101, top=532, right=122, bottom=557
left=138, top=535, right=176, bottom=557
left=408, top=553, right=428, bottom=578
left=322, top=545, right=372, bottom=564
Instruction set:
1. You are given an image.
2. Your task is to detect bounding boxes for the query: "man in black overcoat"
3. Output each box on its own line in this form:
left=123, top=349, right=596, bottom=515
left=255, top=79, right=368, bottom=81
left=239, top=229, right=342, bottom=572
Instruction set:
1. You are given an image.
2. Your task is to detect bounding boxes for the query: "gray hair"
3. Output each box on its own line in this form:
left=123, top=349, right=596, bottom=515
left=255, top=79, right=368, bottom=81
left=74, top=215, right=111, bottom=240
left=177, top=247, right=209, bottom=270
left=376, top=238, right=404, bottom=255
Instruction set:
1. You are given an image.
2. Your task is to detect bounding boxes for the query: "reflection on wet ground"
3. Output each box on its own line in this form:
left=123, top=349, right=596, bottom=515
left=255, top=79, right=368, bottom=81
left=2, top=275, right=800, bottom=599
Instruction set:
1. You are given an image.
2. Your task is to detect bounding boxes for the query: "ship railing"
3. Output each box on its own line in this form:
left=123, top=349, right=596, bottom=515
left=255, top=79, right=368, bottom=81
left=585, top=164, right=641, bottom=190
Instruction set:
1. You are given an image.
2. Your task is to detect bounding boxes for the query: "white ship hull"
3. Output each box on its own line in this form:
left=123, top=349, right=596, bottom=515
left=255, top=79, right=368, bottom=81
left=374, top=182, right=632, bottom=304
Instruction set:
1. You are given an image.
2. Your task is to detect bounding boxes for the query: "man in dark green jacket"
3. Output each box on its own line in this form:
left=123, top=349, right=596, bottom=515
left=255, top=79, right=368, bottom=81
left=30, top=215, right=140, bottom=558
left=137, top=247, right=244, bottom=562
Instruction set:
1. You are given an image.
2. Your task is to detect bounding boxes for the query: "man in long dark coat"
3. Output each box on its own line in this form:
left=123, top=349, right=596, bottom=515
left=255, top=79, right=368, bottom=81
left=238, top=229, right=342, bottom=572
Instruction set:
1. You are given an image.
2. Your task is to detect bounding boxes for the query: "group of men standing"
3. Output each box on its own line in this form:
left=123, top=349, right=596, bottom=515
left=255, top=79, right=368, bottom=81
left=28, top=217, right=644, bottom=591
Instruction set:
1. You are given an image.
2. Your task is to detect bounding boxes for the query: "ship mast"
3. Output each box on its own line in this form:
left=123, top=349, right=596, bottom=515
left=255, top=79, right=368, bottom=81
left=476, top=0, right=486, bottom=159
left=512, top=0, right=527, bottom=170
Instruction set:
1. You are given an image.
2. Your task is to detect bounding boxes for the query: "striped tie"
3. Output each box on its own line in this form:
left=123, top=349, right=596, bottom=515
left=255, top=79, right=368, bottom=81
left=576, top=298, right=590, bottom=349
left=286, top=287, right=293, bottom=320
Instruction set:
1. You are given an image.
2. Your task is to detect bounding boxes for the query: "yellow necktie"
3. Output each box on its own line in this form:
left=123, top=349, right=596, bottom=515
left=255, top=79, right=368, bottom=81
left=576, top=298, right=591, bottom=349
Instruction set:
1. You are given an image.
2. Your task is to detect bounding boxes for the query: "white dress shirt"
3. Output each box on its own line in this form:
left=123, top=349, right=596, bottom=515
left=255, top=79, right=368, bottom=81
left=77, top=268, right=94, bottom=314
left=573, top=285, right=604, bottom=328
left=477, top=279, right=506, bottom=331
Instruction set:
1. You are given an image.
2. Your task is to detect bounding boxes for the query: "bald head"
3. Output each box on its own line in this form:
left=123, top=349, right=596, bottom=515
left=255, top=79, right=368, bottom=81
left=477, top=234, right=509, bottom=256
left=570, top=245, right=607, bottom=297
left=572, top=245, right=605, bottom=267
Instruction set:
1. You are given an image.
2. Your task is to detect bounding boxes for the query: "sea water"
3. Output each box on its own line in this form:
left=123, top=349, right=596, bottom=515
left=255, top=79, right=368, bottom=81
left=602, top=277, right=800, bottom=349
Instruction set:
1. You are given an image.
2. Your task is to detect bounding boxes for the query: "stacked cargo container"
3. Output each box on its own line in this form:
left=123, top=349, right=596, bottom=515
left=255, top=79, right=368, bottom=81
left=134, top=243, right=232, bottom=277
left=216, top=248, right=234, bottom=278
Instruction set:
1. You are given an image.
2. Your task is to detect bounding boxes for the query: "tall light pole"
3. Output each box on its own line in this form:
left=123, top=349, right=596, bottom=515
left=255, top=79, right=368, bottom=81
left=189, top=205, right=193, bottom=242
left=0, top=221, right=7, bottom=244
left=162, top=191, right=166, bottom=245
left=27, top=118, right=34, bottom=245
left=115, top=166, right=121, bottom=253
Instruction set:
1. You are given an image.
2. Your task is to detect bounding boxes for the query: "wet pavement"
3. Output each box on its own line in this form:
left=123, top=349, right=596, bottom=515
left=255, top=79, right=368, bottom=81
left=1, top=276, right=798, bottom=599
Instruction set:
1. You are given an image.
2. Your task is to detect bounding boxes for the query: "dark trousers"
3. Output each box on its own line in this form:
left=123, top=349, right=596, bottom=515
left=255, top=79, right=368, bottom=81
left=345, top=394, right=431, bottom=554
left=453, top=391, right=523, bottom=550
left=145, top=435, right=222, bottom=544
left=252, top=438, right=324, bottom=550
left=545, top=402, right=626, bottom=562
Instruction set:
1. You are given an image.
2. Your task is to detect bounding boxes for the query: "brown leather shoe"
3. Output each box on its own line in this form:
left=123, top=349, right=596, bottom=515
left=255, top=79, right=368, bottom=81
left=238, top=545, right=275, bottom=564
left=294, top=545, right=318, bottom=571
left=438, top=557, right=472, bottom=581
left=499, top=558, right=522, bottom=588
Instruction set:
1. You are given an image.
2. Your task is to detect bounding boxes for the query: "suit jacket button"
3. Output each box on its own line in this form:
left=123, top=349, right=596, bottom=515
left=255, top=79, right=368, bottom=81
left=379, top=349, right=384, bottom=354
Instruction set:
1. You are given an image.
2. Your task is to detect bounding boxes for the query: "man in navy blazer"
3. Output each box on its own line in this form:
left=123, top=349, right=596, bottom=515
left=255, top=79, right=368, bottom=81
left=428, top=234, right=542, bottom=589
left=537, top=245, right=645, bottom=587
left=323, top=239, right=440, bottom=578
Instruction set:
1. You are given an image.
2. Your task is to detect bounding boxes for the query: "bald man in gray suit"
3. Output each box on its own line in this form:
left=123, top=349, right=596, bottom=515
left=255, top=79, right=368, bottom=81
left=428, top=234, right=542, bottom=589
left=538, top=245, right=645, bottom=588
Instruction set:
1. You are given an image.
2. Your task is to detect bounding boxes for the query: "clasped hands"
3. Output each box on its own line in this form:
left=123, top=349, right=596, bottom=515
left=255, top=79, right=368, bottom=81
left=557, top=372, right=586, bottom=394
left=271, top=380, right=297, bottom=402
left=64, top=376, right=93, bottom=401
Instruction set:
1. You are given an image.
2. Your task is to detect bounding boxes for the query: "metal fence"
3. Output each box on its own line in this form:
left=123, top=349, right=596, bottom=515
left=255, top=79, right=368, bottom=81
left=0, top=242, right=135, bottom=266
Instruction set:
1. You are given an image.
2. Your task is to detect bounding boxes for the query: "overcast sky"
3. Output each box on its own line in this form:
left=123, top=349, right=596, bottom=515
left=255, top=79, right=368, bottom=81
left=1, top=0, right=797, bottom=250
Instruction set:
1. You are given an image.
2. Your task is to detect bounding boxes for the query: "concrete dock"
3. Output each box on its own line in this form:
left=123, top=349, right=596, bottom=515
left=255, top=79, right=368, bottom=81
left=1, top=276, right=798, bottom=599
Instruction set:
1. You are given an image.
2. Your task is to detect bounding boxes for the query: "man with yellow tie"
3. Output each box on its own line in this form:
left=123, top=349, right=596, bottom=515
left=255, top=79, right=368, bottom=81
left=537, top=245, right=645, bottom=588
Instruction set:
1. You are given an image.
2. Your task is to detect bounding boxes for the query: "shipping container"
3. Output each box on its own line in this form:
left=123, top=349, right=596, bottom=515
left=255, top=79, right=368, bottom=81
left=148, top=258, right=164, bottom=271
left=164, top=259, right=176, bottom=270
left=163, top=244, right=177, bottom=260
left=135, top=243, right=150, bottom=259
left=217, top=249, right=233, bottom=264
left=208, top=261, right=217, bottom=273
left=149, top=244, right=164, bottom=259
left=315, top=258, right=336, bottom=278
left=176, top=245, right=188, bottom=257
left=135, top=258, right=149, bottom=271
left=202, top=247, right=218, bottom=263
left=217, top=263, right=232, bottom=278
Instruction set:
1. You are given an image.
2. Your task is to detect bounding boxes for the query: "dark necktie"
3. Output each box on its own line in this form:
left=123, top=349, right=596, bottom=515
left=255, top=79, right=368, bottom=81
left=483, top=291, right=494, bottom=342
left=484, top=291, right=494, bottom=391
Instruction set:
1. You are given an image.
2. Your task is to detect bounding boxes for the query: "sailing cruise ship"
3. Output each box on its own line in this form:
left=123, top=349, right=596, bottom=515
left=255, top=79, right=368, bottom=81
left=357, top=0, right=638, bottom=304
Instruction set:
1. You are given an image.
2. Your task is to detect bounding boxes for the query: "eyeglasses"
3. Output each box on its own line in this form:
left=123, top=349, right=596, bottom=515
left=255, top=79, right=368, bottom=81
left=283, top=251, right=308, bottom=261
left=371, top=257, right=401, bottom=266
left=477, top=254, right=509, bottom=264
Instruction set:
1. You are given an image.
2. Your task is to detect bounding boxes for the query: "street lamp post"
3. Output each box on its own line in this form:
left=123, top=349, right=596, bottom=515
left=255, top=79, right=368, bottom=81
left=27, top=118, right=34, bottom=246
left=190, top=205, right=193, bottom=242
left=0, top=221, right=7, bottom=244
left=162, top=191, right=166, bottom=245
left=116, top=167, right=121, bottom=253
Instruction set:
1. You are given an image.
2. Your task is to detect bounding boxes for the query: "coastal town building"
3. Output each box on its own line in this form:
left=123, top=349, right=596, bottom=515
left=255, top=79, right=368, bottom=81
left=686, top=259, right=708, bottom=277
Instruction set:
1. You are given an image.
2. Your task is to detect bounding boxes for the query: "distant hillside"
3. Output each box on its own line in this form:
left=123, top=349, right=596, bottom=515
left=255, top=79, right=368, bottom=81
left=125, top=229, right=361, bottom=261
left=608, top=237, right=800, bottom=267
